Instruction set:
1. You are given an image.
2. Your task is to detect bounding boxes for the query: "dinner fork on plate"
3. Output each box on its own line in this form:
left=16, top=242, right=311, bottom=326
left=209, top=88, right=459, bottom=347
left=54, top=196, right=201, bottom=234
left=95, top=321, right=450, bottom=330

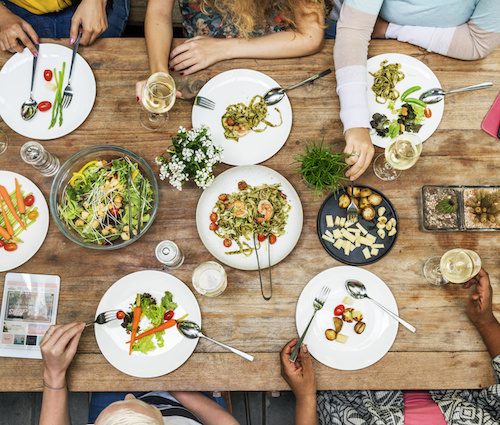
left=194, top=96, right=215, bottom=110
left=62, top=31, right=82, bottom=108
left=346, top=180, right=359, bottom=222
left=85, top=310, right=118, bottom=327
left=253, top=233, right=272, bottom=301
left=290, top=285, right=330, bottom=362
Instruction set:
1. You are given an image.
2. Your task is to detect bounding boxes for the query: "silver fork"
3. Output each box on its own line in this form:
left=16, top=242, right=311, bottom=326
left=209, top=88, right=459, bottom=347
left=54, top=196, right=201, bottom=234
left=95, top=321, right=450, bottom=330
left=194, top=96, right=215, bottom=110
left=61, top=31, right=82, bottom=108
left=85, top=310, right=119, bottom=327
left=346, top=181, right=359, bottom=222
left=253, top=233, right=272, bottom=301
left=290, top=285, right=330, bottom=362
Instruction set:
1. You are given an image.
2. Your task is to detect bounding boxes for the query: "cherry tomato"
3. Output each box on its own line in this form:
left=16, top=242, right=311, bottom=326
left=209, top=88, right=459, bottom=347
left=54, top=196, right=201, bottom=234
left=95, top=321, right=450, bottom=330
left=223, top=238, right=232, bottom=248
left=269, top=234, right=277, bottom=245
left=210, top=212, right=218, bottom=222
left=116, top=310, right=125, bottom=320
left=424, top=107, right=432, bottom=118
left=209, top=222, right=219, bottom=231
left=0, top=240, right=4, bottom=248
left=43, top=69, right=53, bottom=81
left=257, top=233, right=266, bottom=242
left=24, top=194, right=35, bottom=206
left=218, top=194, right=228, bottom=202
left=164, top=310, right=174, bottom=321
left=334, top=304, right=345, bottom=316
left=109, top=207, right=120, bottom=216
left=4, top=242, right=17, bottom=252
left=37, top=101, right=52, bottom=112
left=28, top=210, right=39, bottom=220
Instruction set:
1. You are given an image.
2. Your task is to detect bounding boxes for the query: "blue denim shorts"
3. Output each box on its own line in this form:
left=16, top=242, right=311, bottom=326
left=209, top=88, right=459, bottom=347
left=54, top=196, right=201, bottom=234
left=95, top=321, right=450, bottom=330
left=3, top=0, right=130, bottom=38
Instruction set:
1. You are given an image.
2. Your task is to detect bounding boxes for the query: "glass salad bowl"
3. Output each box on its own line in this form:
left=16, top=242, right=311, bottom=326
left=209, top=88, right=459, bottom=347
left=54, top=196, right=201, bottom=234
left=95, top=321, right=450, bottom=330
left=50, top=145, right=159, bottom=250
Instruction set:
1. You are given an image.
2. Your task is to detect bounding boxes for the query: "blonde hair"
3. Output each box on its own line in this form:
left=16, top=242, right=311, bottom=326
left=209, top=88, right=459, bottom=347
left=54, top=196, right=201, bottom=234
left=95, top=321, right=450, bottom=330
left=200, top=0, right=329, bottom=37
left=96, top=408, right=162, bottom=425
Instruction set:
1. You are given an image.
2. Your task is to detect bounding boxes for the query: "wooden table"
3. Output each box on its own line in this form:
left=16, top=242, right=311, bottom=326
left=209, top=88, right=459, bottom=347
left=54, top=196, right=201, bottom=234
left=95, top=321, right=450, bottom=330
left=0, top=39, right=499, bottom=392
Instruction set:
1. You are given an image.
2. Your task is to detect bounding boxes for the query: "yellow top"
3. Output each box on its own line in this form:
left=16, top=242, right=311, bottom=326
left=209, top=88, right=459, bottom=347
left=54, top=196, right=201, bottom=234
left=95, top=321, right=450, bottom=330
left=8, top=0, right=72, bottom=15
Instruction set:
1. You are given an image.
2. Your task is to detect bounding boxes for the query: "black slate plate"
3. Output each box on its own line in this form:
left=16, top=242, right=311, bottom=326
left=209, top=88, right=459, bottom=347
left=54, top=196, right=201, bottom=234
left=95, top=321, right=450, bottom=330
left=316, top=185, right=399, bottom=265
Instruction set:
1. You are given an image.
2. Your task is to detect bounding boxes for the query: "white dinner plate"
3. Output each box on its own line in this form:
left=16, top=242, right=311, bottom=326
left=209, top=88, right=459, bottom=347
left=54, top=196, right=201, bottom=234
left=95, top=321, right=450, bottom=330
left=0, top=170, right=49, bottom=272
left=94, top=270, right=201, bottom=378
left=192, top=69, right=292, bottom=166
left=295, top=266, right=398, bottom=370
left=367, top=53, right=444, bottom=148
left=196, top=165, right=303, bottom=271
left=0, top=43, right=96, bottom=140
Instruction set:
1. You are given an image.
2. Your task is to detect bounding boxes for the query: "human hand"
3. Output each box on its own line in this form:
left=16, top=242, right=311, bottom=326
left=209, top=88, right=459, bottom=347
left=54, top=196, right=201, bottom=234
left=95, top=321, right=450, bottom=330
left=70, top=0, right=108, bottom=46
left=0, top=6, right=38, bottom=55
left=40, top=322, right=85, bottom=388
left=344, top=128, right=375, bottom=180
left=169, top=36, right=226, bottom=76
left=465, top=269, right=496, bottom=329
left=372, top=17, right=389, bottom=39
left=280, top=339, right=316, bottom=400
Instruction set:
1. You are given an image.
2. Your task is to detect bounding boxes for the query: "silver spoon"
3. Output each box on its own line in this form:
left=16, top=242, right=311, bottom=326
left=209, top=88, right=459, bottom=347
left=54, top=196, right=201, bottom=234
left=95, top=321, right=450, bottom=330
left=419, top=82, right=492, bottom=104
left=263, top=68, right=332, bottom=105
left=21, top=46, right=40, bottom=121
left=177, top=320, right=254, bottom=362
left=345, top=280, right=416, bottom=333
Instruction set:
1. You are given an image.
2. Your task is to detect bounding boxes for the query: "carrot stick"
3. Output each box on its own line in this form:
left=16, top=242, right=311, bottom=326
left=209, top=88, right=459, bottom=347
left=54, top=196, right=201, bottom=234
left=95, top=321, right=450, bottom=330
left=0, top=186, right=25, bottom=229
left=126, top=319, right=177, bottom=343
left=129, top=294, right=142, bottom=355
left=0, top=201, right=13, bottom=236
left=0, top=225, right=10, bottom=240
left=15, top=179, right=25, bottom=214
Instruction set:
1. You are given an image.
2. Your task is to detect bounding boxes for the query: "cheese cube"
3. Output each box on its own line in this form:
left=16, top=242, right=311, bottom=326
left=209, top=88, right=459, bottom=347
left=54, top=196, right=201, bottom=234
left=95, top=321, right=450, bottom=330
left=343, top=244, right=350, bottom=256
left=334, top=216, right=340, bottom=226
left=333, top=229, right=342, bottom=239
left=326, top=215, right=334, bottom=228
left=325, top=229, right=334, bottom=238
left=322, top=234, right=336, bottom=244
left=372, top=243, right=385, bottom=249
left=334, top=239, right=344, bottom=250
left=356, top=223, right=368, bottom=235
left=339, top=217, right=346, bottom=227
left=371, top=248, right=379, bottom=256
left=365, top=234, right=377, bottom=244
left=362, top=247, right=371, bottom=259
left=341, top=229, right=356, bottom=243
left=347, top=227, right=357, bottom=233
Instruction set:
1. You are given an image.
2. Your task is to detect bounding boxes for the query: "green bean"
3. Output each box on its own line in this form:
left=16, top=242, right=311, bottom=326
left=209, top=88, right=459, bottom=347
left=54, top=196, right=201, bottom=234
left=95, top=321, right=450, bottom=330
left=405, top=97, right=427, bottom=108
left=401, top=85, right=421, bottom=101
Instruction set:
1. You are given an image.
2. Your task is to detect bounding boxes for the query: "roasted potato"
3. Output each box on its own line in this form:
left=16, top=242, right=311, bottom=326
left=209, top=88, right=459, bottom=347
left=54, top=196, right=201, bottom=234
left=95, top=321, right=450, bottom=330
left=377, top=216, right=388, bottom=224
left=359, top=197, right=371, bottom=209
left=360, top=188, right=372, bottom=198
left=352, top=310, right=363, bottom=321
left=333, top=317, right=343, bottom=333
left=353, top=187, right=361, bottom=197
left=325, top=329, right=337, bottom=341
left=354, top=321, right=366, bottom=334
left=335, top=334, right=349, bottom=344
left=362, top=206, right=376, bottom=221
left=368, top=193, right=383, bottom=206
left=338, top=194, right=350, bottom=209
left=378, top=207, right=386, bottom=216
left=342, top=308, right=354, bottom=323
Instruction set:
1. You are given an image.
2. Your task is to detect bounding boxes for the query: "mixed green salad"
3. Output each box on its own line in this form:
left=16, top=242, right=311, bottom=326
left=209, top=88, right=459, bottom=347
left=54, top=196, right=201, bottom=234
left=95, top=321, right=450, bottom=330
left=120, top=291, right=178, bottom=354
left=58, top=157, right=154, bottom=245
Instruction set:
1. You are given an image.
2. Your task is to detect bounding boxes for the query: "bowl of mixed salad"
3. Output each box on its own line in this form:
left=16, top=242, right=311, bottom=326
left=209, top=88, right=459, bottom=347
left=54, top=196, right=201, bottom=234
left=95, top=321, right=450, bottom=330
left=50, top=145, right=158, bottom=250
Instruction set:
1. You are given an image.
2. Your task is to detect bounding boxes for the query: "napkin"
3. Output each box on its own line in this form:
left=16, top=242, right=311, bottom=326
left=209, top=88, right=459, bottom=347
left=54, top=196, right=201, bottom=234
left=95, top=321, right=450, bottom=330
left=481, top=91, right=500, bottom=139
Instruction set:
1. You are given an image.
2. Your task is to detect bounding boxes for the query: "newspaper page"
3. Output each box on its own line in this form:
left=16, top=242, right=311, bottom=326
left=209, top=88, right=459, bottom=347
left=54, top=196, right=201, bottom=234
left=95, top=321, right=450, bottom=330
left=0, top=273, right=60, bottom=359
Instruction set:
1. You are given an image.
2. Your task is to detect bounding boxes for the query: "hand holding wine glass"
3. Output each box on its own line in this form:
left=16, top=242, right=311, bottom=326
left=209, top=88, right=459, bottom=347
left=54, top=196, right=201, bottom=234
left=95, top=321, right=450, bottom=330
left=139, top=72, right=176, bottom=131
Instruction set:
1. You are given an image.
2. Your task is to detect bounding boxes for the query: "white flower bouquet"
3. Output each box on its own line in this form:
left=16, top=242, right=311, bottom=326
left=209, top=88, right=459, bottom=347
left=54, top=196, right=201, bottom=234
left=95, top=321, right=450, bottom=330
left=155, top=126, right=223, bottom=190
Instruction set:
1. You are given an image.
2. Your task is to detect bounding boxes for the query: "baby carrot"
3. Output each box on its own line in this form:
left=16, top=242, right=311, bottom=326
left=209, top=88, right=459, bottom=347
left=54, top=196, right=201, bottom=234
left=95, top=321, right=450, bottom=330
left=129, top=294, right=142, bottom=355
left=0, top=186, right=25, bottom=229
left=15, top=179, right=25, bottom=214
left=0, top=225, right=10, bottom=240
left=0, top=201, right=13, bottom=236
left=126, top=319, right=177, bottom=343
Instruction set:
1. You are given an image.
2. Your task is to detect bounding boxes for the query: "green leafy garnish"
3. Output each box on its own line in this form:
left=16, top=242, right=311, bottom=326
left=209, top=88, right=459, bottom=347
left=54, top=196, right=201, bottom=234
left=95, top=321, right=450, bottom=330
left=161, top=291, right=177, bottom=311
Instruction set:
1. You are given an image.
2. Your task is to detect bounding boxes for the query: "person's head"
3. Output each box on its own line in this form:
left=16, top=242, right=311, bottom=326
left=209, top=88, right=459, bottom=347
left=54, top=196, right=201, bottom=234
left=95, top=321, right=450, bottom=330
left=200, top=0, right=330, bottom=37
left=95, top=394, right=163, bottom=425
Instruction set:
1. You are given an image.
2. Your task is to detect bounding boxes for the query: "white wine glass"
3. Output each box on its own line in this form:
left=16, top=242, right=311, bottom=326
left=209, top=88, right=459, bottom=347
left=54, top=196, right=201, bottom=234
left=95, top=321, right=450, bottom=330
left=373, top=132, right=422, bottom=181
left=423, top=248, right=481, bottom=286
left=140, top=72, right=176, bottom=131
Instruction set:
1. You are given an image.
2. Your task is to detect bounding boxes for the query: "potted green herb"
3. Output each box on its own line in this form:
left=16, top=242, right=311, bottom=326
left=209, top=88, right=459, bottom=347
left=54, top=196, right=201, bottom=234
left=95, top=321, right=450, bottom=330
left=297, top=143, right=349, bottom=195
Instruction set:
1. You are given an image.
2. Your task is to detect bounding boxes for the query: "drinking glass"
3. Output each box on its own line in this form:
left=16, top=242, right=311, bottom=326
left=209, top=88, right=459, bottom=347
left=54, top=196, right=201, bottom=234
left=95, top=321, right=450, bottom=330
left=373, top=132, right=422, bottom=181
left=139, top=72, right=176, bottom=131
left=192, top=261, right=227, bottom=297
left=0, top=129, right=7, bottom=155
left=423, top=248, right=481, bottom=286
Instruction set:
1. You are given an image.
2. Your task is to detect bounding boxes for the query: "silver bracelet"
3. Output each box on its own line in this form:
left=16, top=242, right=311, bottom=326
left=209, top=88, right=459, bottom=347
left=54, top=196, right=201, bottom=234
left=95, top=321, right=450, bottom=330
left=43, top=380, right=67, bottom=391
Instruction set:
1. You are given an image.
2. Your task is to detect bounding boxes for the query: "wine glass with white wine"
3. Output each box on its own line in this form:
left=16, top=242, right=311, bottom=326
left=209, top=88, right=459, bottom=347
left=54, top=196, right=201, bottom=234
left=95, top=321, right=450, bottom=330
left=140, top=72, right=176, bottom=131
left=373, top=132, right=422, bottom=181
left=423, top=248, right=482, bottom=286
